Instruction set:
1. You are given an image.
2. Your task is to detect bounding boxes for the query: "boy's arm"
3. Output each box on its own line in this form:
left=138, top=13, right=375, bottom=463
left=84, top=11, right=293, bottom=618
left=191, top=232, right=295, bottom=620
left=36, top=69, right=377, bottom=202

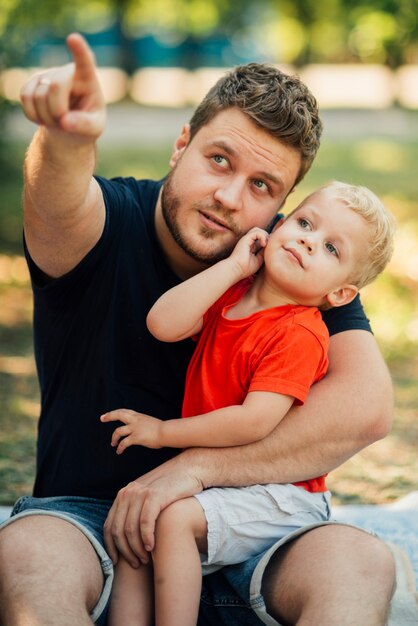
left=103, top=329, right=393, bottom=565
left=101, top=391, right=294, bottom=452
left=21, top=33, right=106, bottom=278
left=146, top=228, right=268, bottom=341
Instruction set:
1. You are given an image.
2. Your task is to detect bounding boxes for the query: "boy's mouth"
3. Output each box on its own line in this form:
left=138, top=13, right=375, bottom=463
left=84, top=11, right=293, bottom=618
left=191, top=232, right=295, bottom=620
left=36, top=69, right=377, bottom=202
left=284, top=246, right=304, bottom=268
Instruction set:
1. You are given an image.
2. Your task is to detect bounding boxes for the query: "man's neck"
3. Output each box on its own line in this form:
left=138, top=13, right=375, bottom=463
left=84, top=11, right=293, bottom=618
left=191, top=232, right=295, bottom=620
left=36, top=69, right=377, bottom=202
left=154, top=190, right=209, bottom=281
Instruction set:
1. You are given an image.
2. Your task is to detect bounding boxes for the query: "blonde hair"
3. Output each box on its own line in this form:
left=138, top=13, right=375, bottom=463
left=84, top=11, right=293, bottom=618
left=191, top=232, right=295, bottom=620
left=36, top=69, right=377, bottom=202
left=318, top=181, right=396, bottom=289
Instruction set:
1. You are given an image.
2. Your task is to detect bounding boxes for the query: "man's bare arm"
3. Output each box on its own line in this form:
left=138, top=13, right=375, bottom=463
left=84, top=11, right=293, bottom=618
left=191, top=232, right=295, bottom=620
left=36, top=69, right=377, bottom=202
left=21, top=33, right=106, bottom=278
left=185, top=329, right=393, bottom=488
left=104, top=329, right=393, bottom=566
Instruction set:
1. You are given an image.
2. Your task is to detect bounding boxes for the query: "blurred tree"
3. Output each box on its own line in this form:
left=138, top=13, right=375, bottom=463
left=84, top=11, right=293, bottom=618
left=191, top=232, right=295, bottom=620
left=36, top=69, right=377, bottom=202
left=263, top=0, right=418, bottom=67
left=1, top=0, right=418, bottom=70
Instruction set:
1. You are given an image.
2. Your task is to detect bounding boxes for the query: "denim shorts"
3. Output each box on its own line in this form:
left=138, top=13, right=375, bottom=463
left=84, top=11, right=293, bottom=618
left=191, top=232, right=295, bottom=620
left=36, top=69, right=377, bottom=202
left=0, top=496, right=114, bottom=625
left=0, top=495, right=371, bottom=626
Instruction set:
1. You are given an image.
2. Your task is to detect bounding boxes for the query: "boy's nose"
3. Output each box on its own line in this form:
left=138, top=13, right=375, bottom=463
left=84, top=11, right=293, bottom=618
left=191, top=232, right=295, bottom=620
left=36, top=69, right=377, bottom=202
left=299, top=236, right=313, bottom=253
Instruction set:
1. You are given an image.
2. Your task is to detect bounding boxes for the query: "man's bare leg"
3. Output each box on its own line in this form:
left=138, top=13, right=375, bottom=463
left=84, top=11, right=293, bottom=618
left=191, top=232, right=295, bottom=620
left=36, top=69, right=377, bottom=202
left=0, top=515, right=104, bottom=626
left=262, top=525, right=396, bottom=626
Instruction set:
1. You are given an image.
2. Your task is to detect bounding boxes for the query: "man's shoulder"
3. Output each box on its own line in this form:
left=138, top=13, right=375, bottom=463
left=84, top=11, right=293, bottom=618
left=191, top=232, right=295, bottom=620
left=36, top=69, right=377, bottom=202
left=95, top=175, right=163, bottom=205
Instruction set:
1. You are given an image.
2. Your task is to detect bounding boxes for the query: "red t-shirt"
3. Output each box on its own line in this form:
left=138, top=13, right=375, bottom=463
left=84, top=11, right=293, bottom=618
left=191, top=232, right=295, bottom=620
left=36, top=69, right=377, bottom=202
left=182, top=279, right=330, bottom=492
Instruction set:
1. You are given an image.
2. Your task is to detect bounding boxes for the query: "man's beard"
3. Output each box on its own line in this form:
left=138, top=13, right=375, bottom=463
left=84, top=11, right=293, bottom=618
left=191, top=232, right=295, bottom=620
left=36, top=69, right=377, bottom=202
left=161, top=170, right=243, bottom=265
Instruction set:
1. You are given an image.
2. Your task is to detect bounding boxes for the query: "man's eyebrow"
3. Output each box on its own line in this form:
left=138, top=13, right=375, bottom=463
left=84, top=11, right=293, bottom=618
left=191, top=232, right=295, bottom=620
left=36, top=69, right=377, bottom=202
left=211, top=140, right=237, bottom=157
left=210, top=140, right=283, bottom=187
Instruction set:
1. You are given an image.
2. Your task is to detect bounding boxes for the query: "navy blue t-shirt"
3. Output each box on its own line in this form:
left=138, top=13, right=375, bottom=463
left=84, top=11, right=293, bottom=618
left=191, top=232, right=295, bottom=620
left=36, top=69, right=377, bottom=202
left=26, top=176, right=371, bottom=500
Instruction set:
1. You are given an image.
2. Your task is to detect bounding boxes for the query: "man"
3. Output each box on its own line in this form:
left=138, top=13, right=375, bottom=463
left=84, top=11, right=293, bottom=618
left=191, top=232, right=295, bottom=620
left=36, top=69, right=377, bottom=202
left=0, top=33, right=395, bottom=625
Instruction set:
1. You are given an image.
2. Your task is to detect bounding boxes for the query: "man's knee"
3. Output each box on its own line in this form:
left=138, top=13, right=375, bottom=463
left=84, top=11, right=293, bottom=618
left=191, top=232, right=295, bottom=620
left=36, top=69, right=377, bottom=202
left=261, top=524, right=396, bottom=624
left=0, top=515, right=103, bottom=611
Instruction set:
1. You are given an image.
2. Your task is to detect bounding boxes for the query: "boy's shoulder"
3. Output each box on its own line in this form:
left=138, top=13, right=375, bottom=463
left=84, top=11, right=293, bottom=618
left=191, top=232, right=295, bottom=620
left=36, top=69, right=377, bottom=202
left=289, top=305, right=330, bottom=344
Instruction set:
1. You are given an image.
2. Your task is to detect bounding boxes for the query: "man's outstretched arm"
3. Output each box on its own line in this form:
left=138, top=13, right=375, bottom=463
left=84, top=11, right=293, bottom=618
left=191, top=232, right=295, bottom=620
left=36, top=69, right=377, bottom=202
left=104, top=328, right=393, bottom=567
left=21, top=33, right=106, bottom=278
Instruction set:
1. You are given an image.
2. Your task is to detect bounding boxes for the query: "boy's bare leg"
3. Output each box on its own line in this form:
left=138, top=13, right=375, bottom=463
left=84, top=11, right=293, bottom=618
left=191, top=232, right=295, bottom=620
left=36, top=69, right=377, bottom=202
left=108, top=557, right=153, bottom=626
left=0, top=516, right=103, bottom=625
left=153, top=498, right=208, bottom=626
left=262, top=524, right=396, bottom=626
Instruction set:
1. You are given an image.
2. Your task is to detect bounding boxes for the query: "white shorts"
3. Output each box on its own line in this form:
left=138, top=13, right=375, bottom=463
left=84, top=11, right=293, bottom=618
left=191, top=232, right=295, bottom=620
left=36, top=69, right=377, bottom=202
left=194, top=482, right=331, bottom=573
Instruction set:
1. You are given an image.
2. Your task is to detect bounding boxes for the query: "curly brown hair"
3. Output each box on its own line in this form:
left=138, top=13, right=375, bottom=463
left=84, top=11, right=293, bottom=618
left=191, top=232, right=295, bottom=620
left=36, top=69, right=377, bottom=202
left=189, top=63, right=322, bottom=186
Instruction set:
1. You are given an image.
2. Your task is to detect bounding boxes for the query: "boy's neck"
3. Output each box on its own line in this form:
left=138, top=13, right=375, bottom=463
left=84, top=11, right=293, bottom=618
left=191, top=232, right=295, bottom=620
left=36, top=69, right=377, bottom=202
left=227, top=271, right=303, bottom=319
left=252, top=271, right=300, bottom=308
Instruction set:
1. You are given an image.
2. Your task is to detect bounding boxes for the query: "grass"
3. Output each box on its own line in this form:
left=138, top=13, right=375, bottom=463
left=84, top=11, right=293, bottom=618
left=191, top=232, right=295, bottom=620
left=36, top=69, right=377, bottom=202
left=0, top=117, right=417, bottom=505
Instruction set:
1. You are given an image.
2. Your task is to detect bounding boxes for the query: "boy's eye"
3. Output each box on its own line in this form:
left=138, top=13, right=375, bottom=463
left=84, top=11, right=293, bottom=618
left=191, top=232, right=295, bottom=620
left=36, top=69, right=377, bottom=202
left=325, top=242, right=338, bottom=256
left=298, top=217, right=311, bottom=229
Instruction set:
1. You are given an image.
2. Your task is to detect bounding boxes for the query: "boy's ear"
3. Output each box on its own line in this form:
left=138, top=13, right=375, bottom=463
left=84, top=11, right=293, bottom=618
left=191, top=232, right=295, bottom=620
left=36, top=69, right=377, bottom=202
left=169, top=124, right=191, bottom=168
left=326, top=284, right=358, bottom=308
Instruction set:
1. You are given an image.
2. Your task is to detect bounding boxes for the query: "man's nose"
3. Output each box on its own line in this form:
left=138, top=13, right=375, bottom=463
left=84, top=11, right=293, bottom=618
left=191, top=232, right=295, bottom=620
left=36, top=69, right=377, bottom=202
left=213, top=177, right=245, bottom=211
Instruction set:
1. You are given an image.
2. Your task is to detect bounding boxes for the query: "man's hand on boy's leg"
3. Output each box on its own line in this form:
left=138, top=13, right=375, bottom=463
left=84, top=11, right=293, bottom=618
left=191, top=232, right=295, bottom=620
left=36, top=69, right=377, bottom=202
left=103, top=450, right=205, bottom=568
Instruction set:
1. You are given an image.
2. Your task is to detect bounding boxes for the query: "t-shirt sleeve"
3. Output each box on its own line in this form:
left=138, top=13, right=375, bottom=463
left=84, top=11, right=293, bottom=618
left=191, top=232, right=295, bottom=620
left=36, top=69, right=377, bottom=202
left=249, top=324, right=328, bottom=404
left=24, top=175, right=134, bottom=290
left=321, top=293, right=371, bottom=336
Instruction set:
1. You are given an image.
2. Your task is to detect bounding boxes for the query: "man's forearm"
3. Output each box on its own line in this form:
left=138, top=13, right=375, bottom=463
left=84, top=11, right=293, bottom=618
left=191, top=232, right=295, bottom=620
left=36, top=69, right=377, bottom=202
left=21, top=34, right=107, bottom=278
left=169, top=331, right=393, bottom=489
left=107, top=331, right=393, bottom=560
left=24, top=127, right=96, bottom=220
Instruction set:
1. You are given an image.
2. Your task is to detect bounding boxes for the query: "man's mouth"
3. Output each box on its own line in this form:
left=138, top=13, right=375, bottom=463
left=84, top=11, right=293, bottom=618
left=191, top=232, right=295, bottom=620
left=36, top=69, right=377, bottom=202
left=284, top=247, right=304, bottom=268
left=198, top=210, right=231, bottom=232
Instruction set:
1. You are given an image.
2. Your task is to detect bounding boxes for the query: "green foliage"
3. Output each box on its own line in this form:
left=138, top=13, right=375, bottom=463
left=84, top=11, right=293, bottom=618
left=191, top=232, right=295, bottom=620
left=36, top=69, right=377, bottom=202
left=1, top=0, right=418, bottom=68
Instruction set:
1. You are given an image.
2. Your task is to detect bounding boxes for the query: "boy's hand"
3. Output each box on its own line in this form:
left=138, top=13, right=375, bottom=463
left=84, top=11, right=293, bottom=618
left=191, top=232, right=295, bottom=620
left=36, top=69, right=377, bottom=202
left=100, top=409, right=164, bottom=452
left=229, top=227, right=269, bottom=279
left=20, top=32, right=106, bottom=140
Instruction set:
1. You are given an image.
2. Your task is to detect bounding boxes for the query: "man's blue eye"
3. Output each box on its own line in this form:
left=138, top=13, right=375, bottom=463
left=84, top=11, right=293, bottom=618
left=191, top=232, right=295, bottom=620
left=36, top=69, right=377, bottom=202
left=253, top=179, right=268, bottom=191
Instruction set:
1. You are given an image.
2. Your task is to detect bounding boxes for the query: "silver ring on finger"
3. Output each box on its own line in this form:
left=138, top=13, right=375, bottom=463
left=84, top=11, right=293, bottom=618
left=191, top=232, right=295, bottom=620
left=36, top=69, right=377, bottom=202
left=39, top=77, right=52, bottom=86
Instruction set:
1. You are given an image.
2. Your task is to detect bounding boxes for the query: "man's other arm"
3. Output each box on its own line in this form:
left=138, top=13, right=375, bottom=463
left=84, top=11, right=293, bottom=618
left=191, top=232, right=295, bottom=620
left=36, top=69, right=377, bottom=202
left=104, top=329, right=393, bottom=565
left=21, top=33, right=106, bottom=278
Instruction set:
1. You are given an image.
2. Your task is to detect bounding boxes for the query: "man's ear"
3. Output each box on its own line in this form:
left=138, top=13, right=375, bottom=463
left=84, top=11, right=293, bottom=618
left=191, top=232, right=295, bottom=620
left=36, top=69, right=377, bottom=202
left=326, top=284, right=358, bottom=308
left=169, top=124, right=191, bottom=168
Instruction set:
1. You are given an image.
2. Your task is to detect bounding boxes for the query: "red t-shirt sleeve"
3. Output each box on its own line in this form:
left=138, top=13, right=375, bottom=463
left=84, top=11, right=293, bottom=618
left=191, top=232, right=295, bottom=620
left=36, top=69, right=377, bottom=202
left=248, top=323, right=328, bottom=404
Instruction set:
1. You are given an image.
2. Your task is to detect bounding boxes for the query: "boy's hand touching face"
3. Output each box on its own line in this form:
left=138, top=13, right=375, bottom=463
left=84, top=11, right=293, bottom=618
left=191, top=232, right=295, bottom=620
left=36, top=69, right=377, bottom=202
left=229, top=227, right=269, bottom=279
left=100, top=409, right=164, bottom=452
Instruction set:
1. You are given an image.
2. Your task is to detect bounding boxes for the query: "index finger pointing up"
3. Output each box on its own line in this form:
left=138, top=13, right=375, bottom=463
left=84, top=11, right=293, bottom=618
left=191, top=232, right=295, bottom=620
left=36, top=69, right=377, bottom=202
left=66, top=32, right=97, bottom=81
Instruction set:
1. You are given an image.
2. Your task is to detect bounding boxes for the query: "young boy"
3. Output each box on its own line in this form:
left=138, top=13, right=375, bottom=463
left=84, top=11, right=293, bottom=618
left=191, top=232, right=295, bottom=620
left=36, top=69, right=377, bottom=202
left=101, top=180, right=395, bottom=626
